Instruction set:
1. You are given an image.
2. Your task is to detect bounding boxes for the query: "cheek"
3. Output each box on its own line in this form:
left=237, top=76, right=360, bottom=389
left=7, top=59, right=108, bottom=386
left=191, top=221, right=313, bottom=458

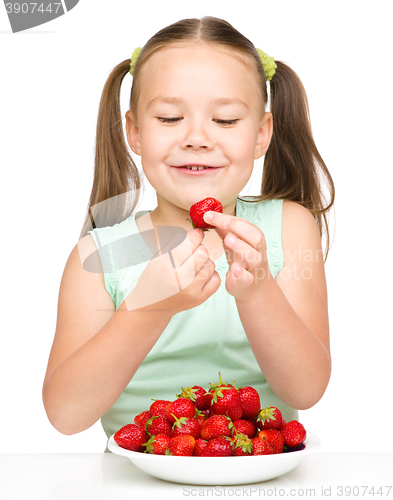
left=140, top=128, right=173, bottom=157
left=225, top=133, right=256, bottom=163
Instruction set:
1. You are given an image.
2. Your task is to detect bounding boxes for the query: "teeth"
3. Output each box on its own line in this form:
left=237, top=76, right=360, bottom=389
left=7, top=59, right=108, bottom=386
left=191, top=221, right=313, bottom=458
left=184, top=165, right=210, bottom=170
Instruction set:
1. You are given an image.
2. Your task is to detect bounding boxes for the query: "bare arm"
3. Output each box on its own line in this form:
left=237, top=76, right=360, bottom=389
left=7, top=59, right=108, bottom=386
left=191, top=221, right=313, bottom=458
left=203, top=201, right=331, bottom=410
left=43, top=230, right=220, bottom=435
left=235, top=201, right=331, bottom=409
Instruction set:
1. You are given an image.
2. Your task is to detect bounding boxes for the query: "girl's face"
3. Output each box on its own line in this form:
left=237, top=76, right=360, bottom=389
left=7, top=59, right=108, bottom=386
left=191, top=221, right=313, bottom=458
left=126, top=43, right=272, bottom=218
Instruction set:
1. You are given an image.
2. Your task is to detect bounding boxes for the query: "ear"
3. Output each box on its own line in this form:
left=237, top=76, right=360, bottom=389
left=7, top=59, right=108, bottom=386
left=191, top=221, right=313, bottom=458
left=254, top=111, right=273, bottom=160
left=125, top=110, right=142, bottom=156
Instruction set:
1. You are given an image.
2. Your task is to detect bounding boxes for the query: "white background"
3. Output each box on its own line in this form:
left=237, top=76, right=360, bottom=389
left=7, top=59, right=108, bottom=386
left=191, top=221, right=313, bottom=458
left=1, top=0, right=392, bottom=453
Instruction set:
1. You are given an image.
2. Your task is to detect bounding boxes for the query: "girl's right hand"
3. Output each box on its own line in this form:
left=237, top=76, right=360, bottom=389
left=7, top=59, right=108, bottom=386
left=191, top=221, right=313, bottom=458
left=122, top=228, right=221, bottom=315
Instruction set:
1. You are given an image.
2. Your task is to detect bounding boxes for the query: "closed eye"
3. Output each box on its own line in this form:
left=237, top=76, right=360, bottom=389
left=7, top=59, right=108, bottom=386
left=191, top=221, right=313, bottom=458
left=214, top=119, right=239, bottom=126
left=157, top=117, right=239, bottom=126
left=157, top=117, right=182, bottom=123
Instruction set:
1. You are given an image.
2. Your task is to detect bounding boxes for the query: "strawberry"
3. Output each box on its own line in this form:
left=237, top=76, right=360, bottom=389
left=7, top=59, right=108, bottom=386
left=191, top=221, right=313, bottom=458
left=238, top=386, right=261, bottom=419
left=256, top=406, right=283, bottom=430
left=200, top=414, right=233, bottom=440
left=165, top=398, right=196, bottom=424
left=114, top=424, right=147, bottom=452
left=187, top=197, right=223, bottom=230
left=281, top=420, right=307, bottom=448
left=194, top=438, right=208, bottom=456
left=144, top=434, right=171, bottom=455
left=201, top=436, right=233, bottom=457
left=179, top=385, right=212, bottom=410
left=258, top=429, right=284, bottom=454
left=209, top=374, right=242, bottom=421
left=145, top=415, right=172, bottom=437
left=232, top=433, right=253, bottom=456
left=251, top=437, right=273, bottom=455
left=232, top=419, right=257, bottom=439
left=133, top=410, right=151, bottom=429
left=211, top=387, right=242, bottom=421
left=195, top=410, right=208, bottom=428
left=171, top=415, right=201, bottom=440
left=167, top=435, right=195, bottom=456
left=198, top=409, right=212, bottom=419
left=150, top=400, right=171, bottom=416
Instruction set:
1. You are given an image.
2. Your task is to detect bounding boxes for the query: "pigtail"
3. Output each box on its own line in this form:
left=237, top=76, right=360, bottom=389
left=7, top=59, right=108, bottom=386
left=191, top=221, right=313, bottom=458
left=79, top=59, right=141, bottom=239
left=262, top=61, right=335, bottom=259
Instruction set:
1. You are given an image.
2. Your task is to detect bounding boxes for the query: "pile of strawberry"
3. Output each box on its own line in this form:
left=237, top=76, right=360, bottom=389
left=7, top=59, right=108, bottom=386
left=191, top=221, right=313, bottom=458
left=114, top=374, right=307, bottom=457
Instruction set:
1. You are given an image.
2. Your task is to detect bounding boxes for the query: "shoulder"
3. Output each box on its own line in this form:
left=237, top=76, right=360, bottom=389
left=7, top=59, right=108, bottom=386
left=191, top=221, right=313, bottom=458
left=281, top=200, right=321, bottom=251
left=87, top=213, right=137, bottom=245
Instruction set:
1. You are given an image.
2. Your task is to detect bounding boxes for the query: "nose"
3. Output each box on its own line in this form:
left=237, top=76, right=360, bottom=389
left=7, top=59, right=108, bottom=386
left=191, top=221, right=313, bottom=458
left=180, top=120, right=214, bottom=150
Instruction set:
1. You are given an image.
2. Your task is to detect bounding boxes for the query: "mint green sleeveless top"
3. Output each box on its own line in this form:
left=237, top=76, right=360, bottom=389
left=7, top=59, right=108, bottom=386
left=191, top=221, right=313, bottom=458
left=88, top=197, right=298, bottom=442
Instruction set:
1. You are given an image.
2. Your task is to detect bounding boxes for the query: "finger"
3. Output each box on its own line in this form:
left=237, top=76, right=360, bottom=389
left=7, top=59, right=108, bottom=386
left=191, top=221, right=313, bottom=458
left=204, top=211, right=265, bottom=252
left=200, top=268, right=221, bottom=297
left=156, top=227, right=204, bottom=266
left=223, top=233, right=262, bottom=271
left=195, top=258, right=216, bottom=284
left=178, top=255, right=218, bottom=297
left=227, top=263, right=254, bottom=291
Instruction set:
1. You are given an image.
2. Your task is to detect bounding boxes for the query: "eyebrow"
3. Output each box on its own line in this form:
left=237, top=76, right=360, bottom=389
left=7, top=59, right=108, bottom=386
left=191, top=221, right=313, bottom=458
left=147, top=95, right=249, bottom=110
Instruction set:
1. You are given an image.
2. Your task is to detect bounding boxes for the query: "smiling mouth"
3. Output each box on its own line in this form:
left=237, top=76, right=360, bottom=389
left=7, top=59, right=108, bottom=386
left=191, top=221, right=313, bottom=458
left=175, top=165, right=221, bottom=171
left=184, top=165, right=213, bottom=171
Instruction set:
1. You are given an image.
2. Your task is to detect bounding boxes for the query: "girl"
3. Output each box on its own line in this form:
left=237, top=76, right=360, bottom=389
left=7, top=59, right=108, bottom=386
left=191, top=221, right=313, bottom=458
left=42, top=17, right=334, bottom=442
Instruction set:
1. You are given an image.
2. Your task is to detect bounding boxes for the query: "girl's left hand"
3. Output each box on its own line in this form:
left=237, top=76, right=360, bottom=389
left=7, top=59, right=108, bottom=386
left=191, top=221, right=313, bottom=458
left=203, top=211, right=271, bottom=301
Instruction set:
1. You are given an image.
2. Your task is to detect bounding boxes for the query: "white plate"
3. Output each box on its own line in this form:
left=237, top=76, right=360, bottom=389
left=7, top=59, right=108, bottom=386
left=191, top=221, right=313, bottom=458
left=108, top=431, right=321, bottom=485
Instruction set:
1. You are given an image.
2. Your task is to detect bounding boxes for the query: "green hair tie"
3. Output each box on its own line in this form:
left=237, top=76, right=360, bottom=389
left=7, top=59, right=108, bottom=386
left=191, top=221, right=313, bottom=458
left=129, top=45, right=277, bottom=81
left=256, top=48, right=277, bottom=81
left=129, top=47, right=143, bottom=75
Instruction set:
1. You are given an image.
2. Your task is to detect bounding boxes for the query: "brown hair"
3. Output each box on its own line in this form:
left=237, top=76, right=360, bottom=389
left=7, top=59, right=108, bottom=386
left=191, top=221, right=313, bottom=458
left=79, top=16, right=335, bottom=259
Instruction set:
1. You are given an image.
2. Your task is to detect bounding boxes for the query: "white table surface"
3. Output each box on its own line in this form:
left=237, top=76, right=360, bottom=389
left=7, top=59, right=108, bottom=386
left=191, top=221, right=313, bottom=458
left=1, top=452, right=392, bottom=499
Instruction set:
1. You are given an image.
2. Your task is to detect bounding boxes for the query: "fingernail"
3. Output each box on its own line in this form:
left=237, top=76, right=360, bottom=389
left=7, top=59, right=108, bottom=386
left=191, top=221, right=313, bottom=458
left=204, top=212, right=213, bottom=221
left=197, top=228, right=204, bottom=237
left=223, top=218, right=230, bottom=228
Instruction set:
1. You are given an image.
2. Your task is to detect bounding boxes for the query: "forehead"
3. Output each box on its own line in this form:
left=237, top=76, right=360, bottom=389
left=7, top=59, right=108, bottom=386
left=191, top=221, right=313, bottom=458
left=138, top=43, right=262, bottom=110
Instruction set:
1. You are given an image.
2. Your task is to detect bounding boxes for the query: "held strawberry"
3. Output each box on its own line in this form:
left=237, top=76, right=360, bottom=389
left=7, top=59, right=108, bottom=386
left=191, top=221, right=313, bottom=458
left=114, top=424, right=147, bottom=452
left=187, top=197, right=223, bottom=230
